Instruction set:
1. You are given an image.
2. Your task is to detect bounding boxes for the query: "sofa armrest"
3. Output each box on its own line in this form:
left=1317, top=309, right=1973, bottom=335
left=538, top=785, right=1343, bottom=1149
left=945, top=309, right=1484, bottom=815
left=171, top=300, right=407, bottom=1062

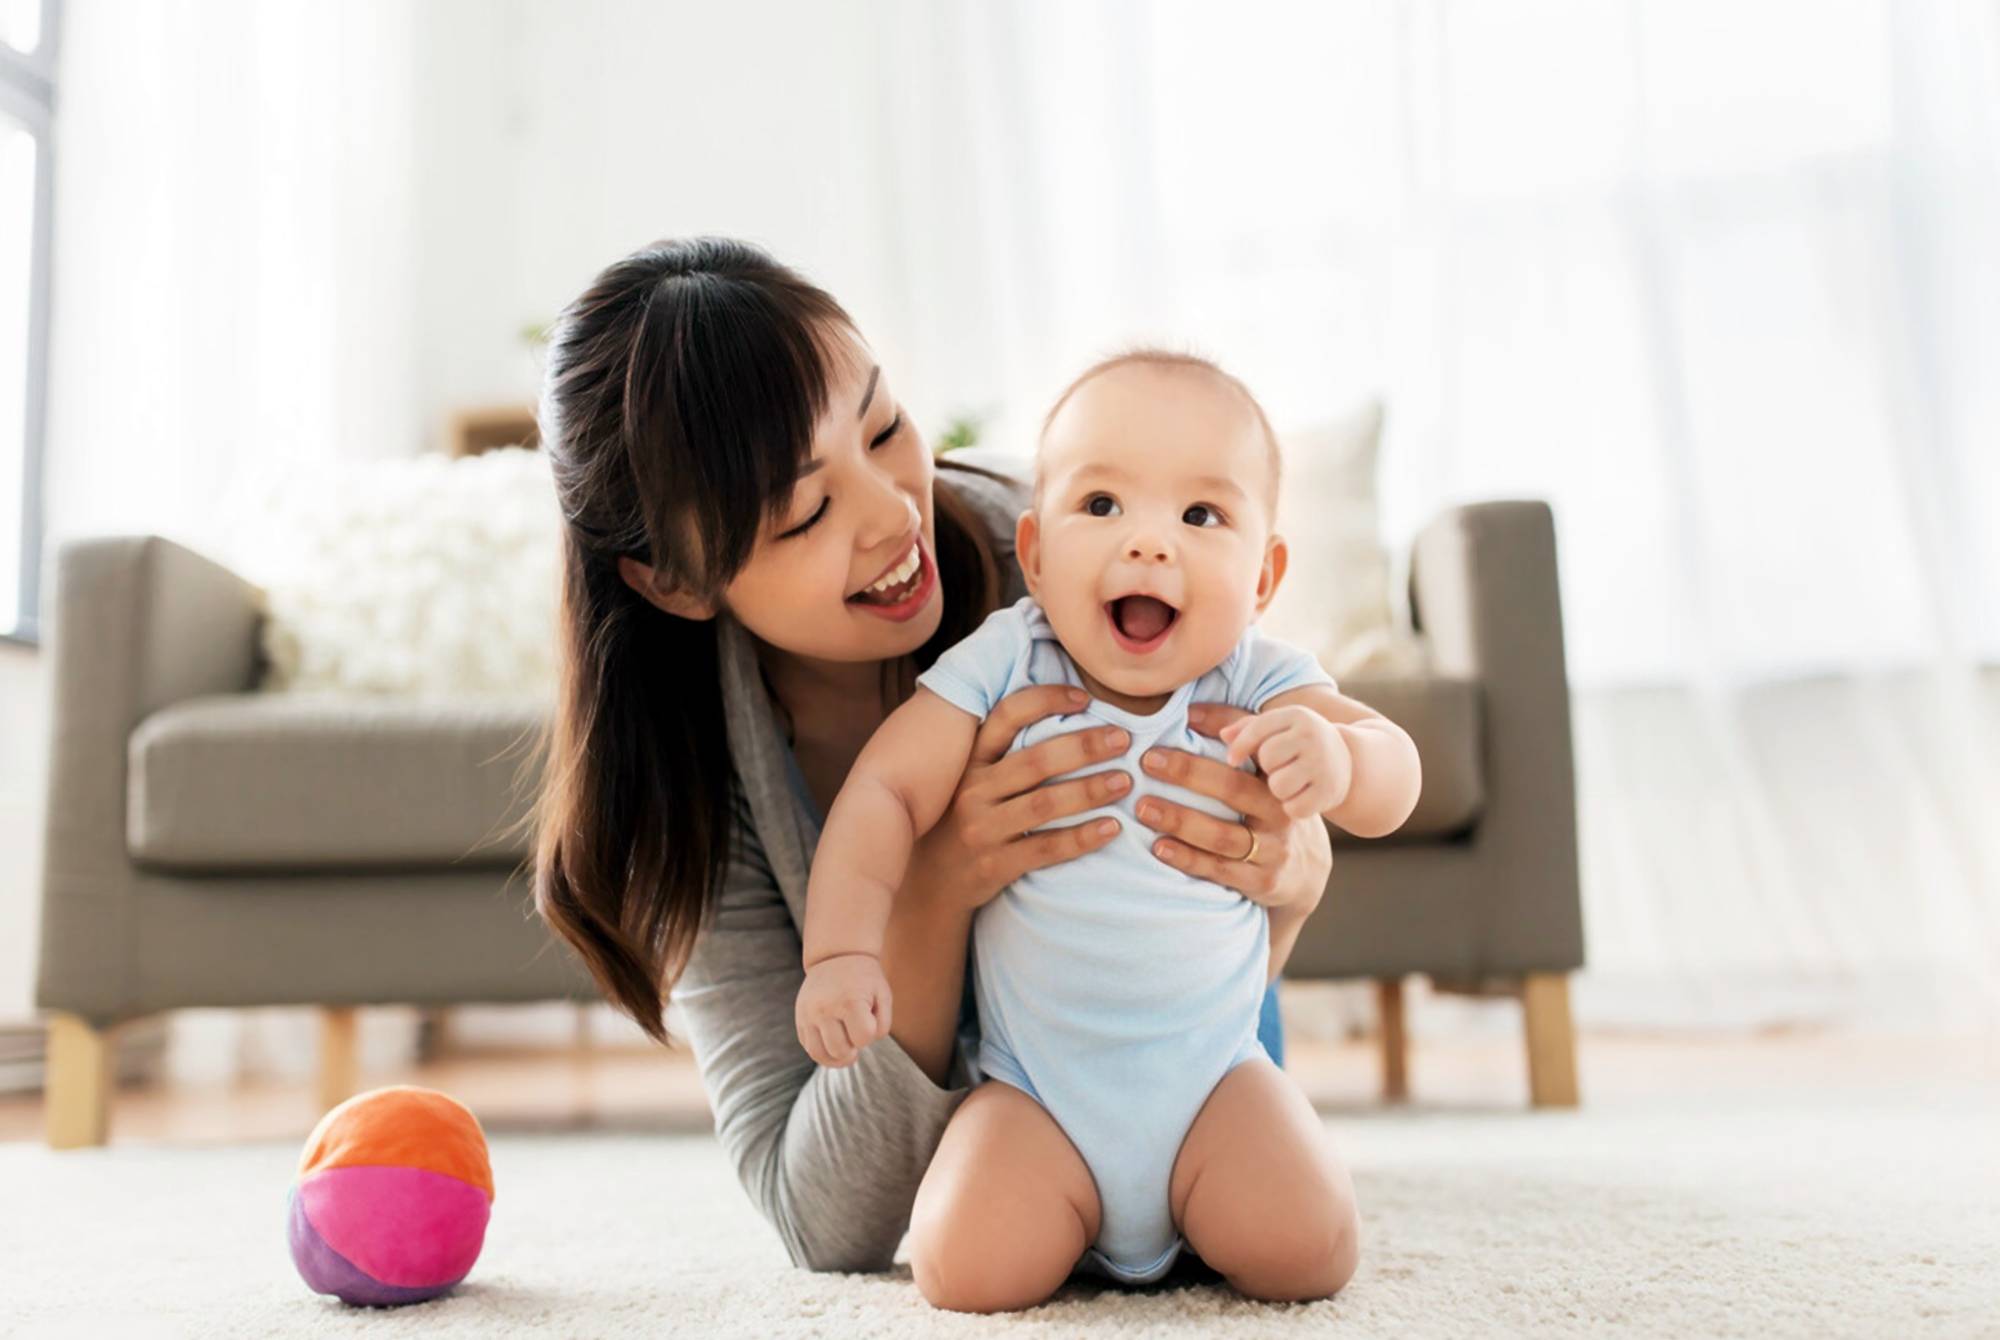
left=1408, top=501, right=1584, bottom=972
left=35, top=535, right=265, bottom=1026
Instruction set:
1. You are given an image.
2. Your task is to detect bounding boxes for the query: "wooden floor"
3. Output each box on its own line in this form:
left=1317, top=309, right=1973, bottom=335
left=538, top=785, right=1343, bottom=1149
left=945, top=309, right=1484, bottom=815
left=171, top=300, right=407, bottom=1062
left=4, top=1024, right=1989, bottom=1149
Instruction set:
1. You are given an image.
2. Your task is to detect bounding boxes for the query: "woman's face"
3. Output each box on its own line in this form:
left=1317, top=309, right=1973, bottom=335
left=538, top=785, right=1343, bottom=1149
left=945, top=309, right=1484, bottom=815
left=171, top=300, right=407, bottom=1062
left=626, top=329, right=945, bottom=664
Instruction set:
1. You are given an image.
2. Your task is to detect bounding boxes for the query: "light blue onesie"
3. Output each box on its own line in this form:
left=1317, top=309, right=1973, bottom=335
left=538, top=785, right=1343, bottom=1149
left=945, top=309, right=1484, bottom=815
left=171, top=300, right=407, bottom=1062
left=912, top=593, right=1338, bottom=1284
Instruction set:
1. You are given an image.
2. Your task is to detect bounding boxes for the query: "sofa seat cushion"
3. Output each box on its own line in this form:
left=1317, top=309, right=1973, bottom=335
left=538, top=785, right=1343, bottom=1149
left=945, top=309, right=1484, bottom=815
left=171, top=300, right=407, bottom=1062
left=124, top=675, right=1482, bottom=872
left=127, top=692, right=548, bottom=872
left=1320, top=675, right=1484, bottom=844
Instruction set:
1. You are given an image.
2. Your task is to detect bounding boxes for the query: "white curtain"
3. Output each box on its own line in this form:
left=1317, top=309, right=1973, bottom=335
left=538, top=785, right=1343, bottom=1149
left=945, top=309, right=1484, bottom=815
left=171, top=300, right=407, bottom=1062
left=867, top=0, right=2000, bottom=1031
left=39, top=0, right=432, bottom=1080
left=34, top=0, right=2000, bottom=1081
left=42, top=0, right=421, bottom=553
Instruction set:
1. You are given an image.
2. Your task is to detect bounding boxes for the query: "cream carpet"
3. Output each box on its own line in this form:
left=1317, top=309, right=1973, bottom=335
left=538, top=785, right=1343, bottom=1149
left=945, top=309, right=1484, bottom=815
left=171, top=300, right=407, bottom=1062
left=3, top=1084, right=1995, bottom=1339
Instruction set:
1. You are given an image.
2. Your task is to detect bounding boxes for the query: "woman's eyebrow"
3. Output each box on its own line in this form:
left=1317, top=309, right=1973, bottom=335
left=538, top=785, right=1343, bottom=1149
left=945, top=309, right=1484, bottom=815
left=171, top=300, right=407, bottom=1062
left=856, top=365, right=880, bottom=420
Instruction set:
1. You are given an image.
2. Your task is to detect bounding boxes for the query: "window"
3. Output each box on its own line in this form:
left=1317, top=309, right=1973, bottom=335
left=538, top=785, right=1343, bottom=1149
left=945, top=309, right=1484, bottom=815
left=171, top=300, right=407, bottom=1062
left=0, top=0, right=53, bottom=646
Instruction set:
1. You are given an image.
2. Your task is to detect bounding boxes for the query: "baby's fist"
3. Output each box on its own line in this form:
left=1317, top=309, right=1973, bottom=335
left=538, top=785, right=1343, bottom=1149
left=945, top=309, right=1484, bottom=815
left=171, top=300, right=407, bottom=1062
left=794, top=953, right=894, bottom=1068
left=1220, top=706, right=1354, bottom=819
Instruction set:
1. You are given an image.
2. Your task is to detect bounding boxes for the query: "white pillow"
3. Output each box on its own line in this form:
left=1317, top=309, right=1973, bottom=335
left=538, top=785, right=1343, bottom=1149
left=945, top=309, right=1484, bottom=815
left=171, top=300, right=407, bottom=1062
left=1257, top=399, right=1426, bottom=680
left=210, top=447, right=562, bottom=698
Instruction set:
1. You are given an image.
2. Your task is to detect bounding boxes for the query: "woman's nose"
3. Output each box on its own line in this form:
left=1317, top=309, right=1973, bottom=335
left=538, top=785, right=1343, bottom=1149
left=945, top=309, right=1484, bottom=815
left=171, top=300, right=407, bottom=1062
left=859, top=466, right=919, bottom=546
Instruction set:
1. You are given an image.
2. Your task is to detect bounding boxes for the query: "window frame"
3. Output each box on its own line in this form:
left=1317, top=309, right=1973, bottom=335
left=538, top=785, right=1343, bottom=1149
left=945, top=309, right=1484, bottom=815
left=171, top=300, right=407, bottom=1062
left=0, top=0, right=57, bottom=648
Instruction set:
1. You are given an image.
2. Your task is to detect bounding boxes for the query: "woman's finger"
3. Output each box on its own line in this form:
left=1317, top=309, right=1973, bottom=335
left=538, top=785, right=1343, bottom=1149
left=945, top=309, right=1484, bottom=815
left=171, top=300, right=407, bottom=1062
left=1003, top=815, right=1122, bottom=883
left=1140, top=745, right=1288, bottom=826
left=1130, top=791, right=1262, bottom=860
left=1153, top=830, right=1284, bottom=902
left=979, top=722, right=1129, bottom=806
left=971, top=684, right=1086, bottom=767
left=978, top=766, right=1130, bottom=846
left=1188, top=701, right=1251, bottom=739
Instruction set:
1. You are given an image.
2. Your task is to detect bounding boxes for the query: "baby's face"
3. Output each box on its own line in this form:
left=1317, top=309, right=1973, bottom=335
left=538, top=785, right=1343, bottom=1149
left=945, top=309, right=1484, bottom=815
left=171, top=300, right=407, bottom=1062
left=1018, top=363, right=1286, bottom=706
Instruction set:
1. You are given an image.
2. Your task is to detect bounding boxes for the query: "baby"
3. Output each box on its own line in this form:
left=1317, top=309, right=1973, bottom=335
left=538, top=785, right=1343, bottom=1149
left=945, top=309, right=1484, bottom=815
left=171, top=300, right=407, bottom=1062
left=796, top=349, right=1421, bottom=1297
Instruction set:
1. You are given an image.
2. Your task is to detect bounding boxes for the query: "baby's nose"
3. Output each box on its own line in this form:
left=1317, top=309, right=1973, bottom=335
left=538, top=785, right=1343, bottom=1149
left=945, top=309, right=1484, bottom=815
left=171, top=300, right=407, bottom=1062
left=1125, top=532, right=1172, bottom=563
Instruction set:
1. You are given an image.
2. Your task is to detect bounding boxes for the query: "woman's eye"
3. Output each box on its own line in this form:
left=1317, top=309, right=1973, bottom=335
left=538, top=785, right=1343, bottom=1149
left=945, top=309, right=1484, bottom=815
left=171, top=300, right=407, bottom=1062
left=1084, top=493, right=1121, bottom=518
left=782, top=499, right=828, bottom=538
left=1183, top=504, right=1224, bottom=527
left=870, top=411, right=903, bottom=449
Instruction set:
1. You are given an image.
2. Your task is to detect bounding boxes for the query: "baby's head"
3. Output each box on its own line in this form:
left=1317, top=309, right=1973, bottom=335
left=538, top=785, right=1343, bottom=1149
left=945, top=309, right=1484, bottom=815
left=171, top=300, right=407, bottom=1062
left=1016, top=348, right=1289, bottom=711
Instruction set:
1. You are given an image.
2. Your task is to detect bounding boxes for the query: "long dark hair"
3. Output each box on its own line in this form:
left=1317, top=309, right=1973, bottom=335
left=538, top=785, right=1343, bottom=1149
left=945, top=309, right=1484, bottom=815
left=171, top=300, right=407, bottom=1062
left=521, top=236, right=1008, bottom=1046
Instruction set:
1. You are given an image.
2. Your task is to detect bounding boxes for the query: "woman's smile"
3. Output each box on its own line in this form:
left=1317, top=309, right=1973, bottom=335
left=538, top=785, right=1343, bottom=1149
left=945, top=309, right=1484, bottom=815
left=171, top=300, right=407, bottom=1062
left=847, top=536, right=938, bottom=622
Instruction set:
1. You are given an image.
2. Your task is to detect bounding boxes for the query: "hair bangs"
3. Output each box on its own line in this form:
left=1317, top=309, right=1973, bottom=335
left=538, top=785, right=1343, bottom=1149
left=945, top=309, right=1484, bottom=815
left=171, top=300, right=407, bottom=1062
left=622, top=268, right=854, bottom=600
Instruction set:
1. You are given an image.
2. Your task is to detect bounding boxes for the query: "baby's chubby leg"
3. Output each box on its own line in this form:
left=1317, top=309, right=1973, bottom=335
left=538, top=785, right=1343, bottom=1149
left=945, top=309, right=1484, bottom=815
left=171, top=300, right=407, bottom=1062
left=1169, top=1057, right=1359, bottom=1302
left=907, top=1080, right=1102, bottom=1313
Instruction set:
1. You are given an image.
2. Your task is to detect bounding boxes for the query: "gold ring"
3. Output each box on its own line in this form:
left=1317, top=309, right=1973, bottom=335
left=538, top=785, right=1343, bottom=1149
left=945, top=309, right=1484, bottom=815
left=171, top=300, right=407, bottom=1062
left=1241, top=829, right=1260, bottom=864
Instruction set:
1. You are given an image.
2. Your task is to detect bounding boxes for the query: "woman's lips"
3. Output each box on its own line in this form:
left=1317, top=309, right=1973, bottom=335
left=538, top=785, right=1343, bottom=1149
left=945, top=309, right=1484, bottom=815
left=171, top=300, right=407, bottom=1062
left=847, top=541, right=937, bottom=622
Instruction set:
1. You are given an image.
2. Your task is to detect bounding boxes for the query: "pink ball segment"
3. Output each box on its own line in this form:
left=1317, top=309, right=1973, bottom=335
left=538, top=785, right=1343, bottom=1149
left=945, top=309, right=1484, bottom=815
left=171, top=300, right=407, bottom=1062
left=286, top=1085, right=495, bottom=1307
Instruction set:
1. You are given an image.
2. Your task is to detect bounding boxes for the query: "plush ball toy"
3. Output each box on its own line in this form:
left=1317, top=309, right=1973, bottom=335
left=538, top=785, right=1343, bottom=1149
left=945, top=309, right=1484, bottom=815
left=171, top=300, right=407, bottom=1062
left=286, top=1085, right=494, bottom=1307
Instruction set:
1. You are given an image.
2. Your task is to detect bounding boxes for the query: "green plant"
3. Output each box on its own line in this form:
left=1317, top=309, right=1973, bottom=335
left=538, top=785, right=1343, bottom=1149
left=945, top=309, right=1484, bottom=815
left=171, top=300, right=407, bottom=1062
left=934, top=412, right=984, bottom=454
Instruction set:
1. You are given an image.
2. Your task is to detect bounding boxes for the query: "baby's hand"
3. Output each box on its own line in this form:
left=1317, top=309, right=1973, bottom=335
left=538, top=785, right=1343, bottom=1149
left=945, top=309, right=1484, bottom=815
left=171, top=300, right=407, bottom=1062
left=794, top=953, right=894, bottom=1068
left=1219, top=706, right=1354, bottom=820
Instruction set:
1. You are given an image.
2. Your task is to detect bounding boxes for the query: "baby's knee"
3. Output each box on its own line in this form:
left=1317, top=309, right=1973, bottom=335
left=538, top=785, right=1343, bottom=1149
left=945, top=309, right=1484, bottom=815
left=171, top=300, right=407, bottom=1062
left=909, top=1175, right=1090, bottom=1312
left=910, top=1216, right=1075, bottom=1314
left=1210, top=1201, right=1359, bottom=1303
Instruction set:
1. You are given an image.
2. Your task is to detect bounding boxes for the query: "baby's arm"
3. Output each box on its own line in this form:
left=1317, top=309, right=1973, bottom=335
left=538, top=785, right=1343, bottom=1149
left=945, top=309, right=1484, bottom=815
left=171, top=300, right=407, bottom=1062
left=1220, top=684, right=1421, bottom=839
left=796, top=686, right=981, bottom=1068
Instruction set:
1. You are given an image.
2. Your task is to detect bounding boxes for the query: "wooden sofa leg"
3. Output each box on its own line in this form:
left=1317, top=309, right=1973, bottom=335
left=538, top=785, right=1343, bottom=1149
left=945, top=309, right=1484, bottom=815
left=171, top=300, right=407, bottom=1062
left=416, top=1006, right=453, bottom=1064
left=46, top=1013, right=116, bottom=1150
left=1521, top=973, right=1579, bottom=1108
left=318, top=1007, right=360, bottom=1114
left=1376, top=978, right=1409, bottom=1102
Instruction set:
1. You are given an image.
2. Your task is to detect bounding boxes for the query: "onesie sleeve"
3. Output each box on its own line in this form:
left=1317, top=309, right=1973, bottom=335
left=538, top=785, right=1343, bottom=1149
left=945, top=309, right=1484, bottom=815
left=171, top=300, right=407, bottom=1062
left=911, top=598, right=1033, bottom=722
left=1232, top=622, right=1340, bottom=712
left=668, top=785, right=972, bottom=1272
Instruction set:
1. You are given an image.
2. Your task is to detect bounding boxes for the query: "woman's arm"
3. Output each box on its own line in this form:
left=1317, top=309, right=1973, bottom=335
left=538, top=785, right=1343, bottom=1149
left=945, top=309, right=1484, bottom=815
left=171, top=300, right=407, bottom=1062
left=672, top=807, right=971, bottom=1273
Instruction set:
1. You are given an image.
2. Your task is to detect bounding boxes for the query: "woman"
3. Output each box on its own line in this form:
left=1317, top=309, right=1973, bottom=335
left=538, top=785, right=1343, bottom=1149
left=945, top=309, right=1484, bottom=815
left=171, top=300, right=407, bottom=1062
left=529, top=236, right=1336, bottom=1274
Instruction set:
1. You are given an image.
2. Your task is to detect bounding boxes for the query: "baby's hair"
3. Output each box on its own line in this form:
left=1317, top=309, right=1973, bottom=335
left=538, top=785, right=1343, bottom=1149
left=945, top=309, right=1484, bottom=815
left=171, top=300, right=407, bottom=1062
left=1033, top=343, right=1283, bottom=516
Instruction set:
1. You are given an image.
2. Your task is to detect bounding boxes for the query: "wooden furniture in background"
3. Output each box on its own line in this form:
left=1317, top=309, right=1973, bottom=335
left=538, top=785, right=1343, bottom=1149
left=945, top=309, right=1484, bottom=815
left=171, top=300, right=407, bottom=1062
left=1400, top=972, right=1580, bottom=1108
left=446, top=404, right=539, bottom=458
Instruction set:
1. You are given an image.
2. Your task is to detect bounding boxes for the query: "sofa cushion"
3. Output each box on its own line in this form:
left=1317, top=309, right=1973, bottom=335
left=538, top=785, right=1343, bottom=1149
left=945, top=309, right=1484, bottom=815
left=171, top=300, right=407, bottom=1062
left=127, top=693, right=548, bottom=872
left=1322, top=675, right=1484, bottom=844
left=125, top=675, right=1482, bottom=872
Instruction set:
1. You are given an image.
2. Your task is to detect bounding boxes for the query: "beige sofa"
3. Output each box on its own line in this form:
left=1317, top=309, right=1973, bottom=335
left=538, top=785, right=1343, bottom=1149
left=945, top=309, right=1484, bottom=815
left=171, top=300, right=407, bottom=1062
left=33, top=501, right=1581, bottom=1148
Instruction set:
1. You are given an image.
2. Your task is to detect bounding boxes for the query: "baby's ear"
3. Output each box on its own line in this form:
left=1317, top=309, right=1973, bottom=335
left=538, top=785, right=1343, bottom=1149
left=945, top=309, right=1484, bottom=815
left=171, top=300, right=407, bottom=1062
left=1015, top=509, right=1042, bottom=597
left=1253, top=533, right=1289, bottom=615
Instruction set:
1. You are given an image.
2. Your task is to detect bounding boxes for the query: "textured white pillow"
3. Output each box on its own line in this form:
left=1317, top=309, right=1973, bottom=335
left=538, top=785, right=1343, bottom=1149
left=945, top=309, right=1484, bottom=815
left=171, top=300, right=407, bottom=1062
left=1257, top=399, right=1426, bottom=679
left=211, top=447, right=562, bottom=698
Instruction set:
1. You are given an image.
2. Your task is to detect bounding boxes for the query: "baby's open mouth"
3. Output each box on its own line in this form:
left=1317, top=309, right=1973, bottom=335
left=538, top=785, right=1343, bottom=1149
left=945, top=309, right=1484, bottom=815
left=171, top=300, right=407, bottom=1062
left=1106, top=595, right=1178, bottom=651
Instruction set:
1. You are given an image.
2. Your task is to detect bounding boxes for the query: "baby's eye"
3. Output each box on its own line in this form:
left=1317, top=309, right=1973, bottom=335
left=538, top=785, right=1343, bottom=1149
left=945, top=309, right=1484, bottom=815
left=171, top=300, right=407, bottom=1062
left=1183, top=504, right=1224, bottom=528
left=1084, top=493, right=1121, bottom=518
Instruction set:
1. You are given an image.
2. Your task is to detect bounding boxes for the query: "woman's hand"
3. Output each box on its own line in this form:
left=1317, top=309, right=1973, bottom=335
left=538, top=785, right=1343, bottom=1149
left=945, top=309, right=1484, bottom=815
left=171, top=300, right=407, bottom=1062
left=1129, top=701, right=1333, bottom=915
left=904, top=684, right=1133, bottom=916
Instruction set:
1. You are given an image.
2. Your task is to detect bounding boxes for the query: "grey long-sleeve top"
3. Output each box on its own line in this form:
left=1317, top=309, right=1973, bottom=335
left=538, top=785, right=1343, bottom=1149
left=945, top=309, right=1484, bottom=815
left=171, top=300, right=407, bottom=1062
left=668, top=446, right=1034, bottom=1272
